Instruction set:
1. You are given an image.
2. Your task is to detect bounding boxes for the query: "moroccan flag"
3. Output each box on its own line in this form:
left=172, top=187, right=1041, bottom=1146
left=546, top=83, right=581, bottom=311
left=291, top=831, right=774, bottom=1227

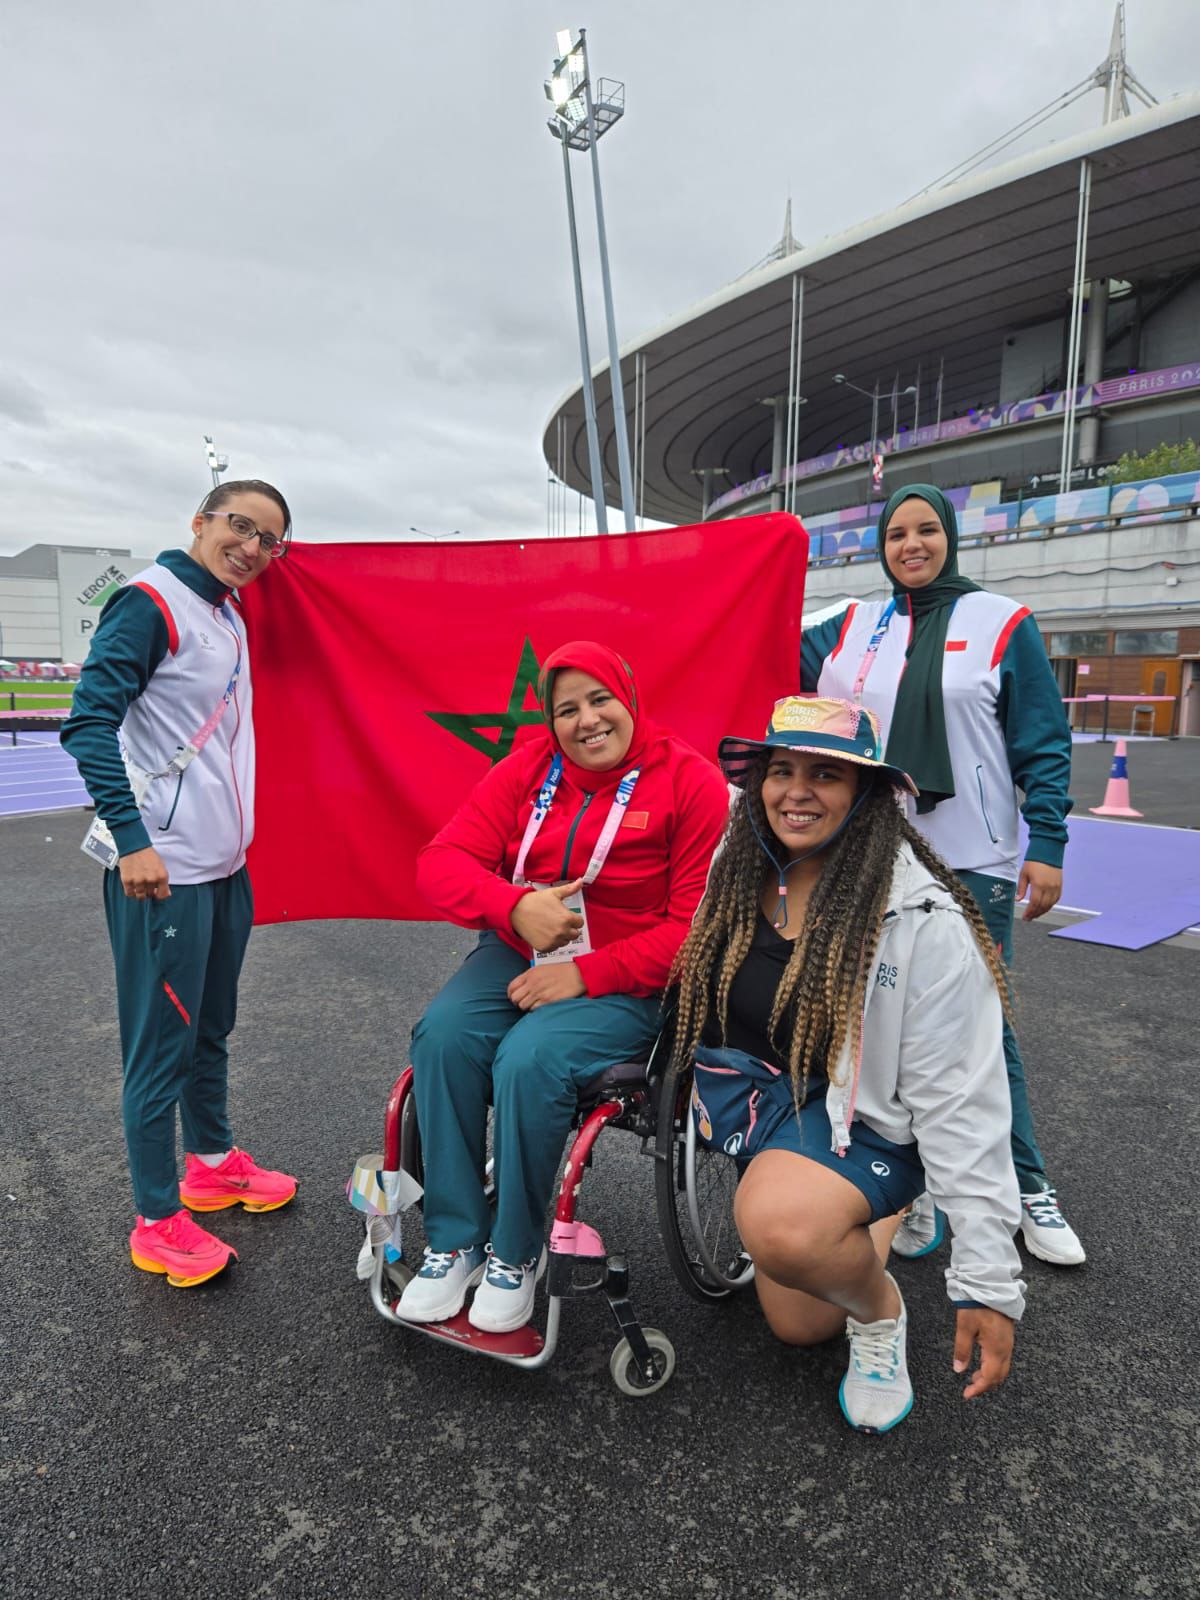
left=240, top=514, right=807, bottom=924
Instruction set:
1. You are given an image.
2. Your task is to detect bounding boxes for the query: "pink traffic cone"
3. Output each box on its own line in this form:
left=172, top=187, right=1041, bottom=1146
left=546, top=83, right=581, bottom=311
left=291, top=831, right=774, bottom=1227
left=1089, top=739, right=1143, bottom=818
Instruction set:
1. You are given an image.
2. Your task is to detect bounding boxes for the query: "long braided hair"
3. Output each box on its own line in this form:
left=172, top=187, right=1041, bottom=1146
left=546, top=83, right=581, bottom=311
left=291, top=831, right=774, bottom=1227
left=670, top=756, right=1013, bottom=1107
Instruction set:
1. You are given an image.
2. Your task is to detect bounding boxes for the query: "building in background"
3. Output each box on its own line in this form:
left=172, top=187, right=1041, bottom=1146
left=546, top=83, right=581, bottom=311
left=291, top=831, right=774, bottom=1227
left=542, top=89, right=1200, bottom=735
left=0, top=545, right=149, bottom=665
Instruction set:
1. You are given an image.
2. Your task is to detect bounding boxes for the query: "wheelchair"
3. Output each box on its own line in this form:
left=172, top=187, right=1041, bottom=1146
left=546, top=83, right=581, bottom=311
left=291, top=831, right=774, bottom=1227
left=349, top=1034, right=754, bottom=1396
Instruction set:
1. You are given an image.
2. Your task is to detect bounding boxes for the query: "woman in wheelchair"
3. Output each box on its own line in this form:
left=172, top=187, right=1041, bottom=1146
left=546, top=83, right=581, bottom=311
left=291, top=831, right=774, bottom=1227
left=398, top=640, right=730, bottom=1334
left=670, top=695, right=1025, bottom=1433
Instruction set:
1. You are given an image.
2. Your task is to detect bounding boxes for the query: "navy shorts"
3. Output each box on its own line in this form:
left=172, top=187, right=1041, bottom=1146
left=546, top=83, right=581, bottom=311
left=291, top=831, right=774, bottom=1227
left=692, top=1046, right=925, bottom=1223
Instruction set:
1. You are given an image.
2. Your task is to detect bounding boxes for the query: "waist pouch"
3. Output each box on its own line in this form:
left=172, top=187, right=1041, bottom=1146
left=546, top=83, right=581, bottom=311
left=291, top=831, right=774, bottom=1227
left=691, top=1046, right=805, bottom=1160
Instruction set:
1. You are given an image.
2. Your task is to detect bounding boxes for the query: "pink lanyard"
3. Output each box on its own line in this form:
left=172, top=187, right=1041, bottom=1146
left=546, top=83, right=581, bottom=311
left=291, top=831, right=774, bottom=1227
left=851, top=599, right=897, bottom=701
left=513, top=760, right=640, bottom=887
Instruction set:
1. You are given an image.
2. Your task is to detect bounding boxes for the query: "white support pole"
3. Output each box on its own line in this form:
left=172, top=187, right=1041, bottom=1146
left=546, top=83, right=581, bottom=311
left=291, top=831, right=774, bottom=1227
left=1059, top=158, right=1092, bottom=491
left=558, top=127, right=608, bottom=535
left=580, top=34, right=635, bottom=532
left=784, top=275, right=804, bottom=515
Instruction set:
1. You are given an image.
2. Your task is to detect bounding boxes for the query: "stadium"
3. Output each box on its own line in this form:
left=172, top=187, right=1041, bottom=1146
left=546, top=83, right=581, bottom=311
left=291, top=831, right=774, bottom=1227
left=542, top=61, right=1200, bottom=736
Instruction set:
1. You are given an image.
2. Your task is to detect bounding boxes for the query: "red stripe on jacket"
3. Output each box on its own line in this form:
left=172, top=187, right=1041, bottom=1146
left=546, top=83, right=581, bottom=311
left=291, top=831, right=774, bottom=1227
left=829, top=603, right=859, bottom=661
left=131, top=583, right=179, bottom=655
left=416, top=735, right=730, bottom=998
left=990, top=607, right=1031, bottom=670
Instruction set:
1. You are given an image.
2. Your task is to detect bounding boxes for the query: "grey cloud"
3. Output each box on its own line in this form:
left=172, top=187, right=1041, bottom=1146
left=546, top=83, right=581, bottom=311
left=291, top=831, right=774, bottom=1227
left=1, top=0, right=1195, bottom=557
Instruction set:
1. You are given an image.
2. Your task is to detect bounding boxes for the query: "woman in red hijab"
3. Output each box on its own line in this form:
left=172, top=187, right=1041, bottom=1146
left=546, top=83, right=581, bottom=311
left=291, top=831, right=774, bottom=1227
left=398, top=641, right=729, bottom=1334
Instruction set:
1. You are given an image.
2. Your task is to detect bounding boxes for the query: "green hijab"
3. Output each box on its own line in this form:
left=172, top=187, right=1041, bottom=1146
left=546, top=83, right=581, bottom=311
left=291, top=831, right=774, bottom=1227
left=876, top=484, right=981, bottom=814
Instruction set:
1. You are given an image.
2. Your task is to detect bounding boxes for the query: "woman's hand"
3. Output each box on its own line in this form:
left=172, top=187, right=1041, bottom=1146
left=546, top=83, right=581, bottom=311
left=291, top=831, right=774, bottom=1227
left=953, top=1307, right=1014, bottom=1399
left=507, top=963, right=586, bottom=1011
left=1018, top=859, right=1062, bottom=921
left=510, top=879, right=585, bottom=952
left=119, top=846, right=171, bottom=901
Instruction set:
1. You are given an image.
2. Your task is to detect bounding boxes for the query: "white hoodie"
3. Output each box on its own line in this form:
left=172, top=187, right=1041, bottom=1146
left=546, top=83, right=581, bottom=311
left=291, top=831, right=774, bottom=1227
left=824, top=841, right=1026, bottom=1320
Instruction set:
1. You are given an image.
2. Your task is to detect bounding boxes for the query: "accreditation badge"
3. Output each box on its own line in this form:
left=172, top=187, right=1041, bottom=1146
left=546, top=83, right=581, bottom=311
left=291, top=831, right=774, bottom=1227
left=529, top=883, right=593, bottom=966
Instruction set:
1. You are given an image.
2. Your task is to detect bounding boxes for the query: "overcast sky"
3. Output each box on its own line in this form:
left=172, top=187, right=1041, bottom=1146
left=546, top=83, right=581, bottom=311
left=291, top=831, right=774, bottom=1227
left=1, top=0, right=1195, bottom=558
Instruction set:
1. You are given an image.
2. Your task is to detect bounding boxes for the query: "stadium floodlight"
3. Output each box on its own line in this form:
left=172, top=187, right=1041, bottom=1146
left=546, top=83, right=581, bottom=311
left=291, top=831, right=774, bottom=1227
left=203, top=434, right=229, bottom=489
left=545, top=29, right=635, bottom=534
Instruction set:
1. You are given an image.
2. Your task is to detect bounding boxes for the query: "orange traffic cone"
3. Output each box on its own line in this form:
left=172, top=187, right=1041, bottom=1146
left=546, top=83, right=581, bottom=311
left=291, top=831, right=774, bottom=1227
left=1089, top=739, right=1143, bottom=818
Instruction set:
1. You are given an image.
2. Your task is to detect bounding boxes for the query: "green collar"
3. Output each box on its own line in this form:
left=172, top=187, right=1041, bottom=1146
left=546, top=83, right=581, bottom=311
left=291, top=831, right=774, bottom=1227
left=157, top=547, right=233, bottom=607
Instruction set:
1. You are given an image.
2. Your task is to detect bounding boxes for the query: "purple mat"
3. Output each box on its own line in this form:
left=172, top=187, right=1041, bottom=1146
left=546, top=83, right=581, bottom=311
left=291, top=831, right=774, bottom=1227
left=1022, top=817, right=1200, bottom=951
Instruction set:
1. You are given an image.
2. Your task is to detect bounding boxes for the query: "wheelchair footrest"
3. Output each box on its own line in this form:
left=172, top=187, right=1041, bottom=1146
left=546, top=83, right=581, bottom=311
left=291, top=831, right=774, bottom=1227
left=391, top=1305, right=545, bottom=1359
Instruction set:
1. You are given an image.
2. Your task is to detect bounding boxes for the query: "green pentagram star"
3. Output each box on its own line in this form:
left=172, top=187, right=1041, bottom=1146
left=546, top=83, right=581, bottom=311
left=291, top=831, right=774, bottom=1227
left=426, top=637, right=546, bottom=765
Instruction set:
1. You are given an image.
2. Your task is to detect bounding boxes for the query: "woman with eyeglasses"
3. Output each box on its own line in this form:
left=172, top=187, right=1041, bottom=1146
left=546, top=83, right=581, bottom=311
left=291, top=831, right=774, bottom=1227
left=63, top=481, right=298, bottom=1290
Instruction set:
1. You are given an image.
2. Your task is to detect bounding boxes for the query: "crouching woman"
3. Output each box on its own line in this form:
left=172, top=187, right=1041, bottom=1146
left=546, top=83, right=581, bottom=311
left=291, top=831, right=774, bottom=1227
left=671, top=695, right=1025, bottom=1432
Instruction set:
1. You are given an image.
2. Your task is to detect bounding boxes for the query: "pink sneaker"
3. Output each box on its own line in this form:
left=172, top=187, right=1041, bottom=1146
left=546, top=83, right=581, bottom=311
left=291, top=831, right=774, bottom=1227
left=179, top=1148, right=298, bottom=1214
left=130, top=1210, right=237, bottom=1288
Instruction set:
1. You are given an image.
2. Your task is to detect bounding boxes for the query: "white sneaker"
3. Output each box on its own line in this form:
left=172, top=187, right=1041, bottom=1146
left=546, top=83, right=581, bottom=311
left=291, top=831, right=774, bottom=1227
left=839, top=1272, right=913, bottom=1434
left=890, top=1191, right=945, bottom=1259
left=397, top=1244, right=486, bottom=1322
left=467, top=1245, right=548, bottom=1334
left=1019, top=1188, right=1086, bottom=1266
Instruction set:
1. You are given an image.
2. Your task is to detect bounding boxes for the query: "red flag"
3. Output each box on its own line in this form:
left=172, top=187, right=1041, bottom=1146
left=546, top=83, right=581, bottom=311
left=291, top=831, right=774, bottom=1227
left=240, top=514, right=807, bottom=924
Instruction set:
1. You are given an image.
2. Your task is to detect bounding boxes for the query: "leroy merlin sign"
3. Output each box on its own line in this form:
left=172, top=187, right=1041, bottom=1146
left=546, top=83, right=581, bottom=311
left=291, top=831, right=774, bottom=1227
left=56, top=549, right=134, bottom=660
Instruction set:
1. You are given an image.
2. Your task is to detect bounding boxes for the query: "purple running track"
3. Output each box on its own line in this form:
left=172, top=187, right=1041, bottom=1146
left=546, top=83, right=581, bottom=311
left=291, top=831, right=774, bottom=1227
left=0, top=733, right=91, bottom=817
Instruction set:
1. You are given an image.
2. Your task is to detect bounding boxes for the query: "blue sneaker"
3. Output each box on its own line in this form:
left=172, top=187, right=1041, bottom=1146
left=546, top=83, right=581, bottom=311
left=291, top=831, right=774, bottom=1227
left=397, top=1244, right=486, bottom=1322
left=839, top=1273, right=913, bottom=1434
left=891, top=1191, right=945, bottom=1260
left=467, top=1245, right=548, bottom=1334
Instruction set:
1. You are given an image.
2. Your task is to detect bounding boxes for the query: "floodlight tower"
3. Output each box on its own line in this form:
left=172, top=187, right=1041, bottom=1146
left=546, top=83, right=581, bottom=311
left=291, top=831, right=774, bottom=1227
left=203, top=434, right=229, bottom=489
left=546, top=29, right=635, bottom=533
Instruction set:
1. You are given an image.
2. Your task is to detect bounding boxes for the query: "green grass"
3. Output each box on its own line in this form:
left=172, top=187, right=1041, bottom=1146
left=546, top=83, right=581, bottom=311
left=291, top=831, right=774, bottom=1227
left=1, top=680, right=75, bottom=711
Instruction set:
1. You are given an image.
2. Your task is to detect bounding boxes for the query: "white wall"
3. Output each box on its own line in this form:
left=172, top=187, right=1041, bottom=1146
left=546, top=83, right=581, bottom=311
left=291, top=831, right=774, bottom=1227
left=0, top=579, right=59, bottom=659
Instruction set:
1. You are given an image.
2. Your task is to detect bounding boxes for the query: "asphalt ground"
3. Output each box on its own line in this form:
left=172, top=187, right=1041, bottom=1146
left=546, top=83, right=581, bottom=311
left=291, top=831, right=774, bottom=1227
left=3, top=807, right=1198, bottom=1600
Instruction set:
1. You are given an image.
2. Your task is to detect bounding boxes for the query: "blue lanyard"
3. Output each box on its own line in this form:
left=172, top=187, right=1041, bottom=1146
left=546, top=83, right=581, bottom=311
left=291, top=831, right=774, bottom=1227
left=852, top=599, right=897, bottom=701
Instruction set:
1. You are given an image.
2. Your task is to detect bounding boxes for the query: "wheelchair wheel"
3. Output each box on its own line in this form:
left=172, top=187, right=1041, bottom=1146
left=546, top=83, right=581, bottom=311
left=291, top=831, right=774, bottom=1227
left=655, top=1068, right=755, bottom=1301
left=610, top=1328, right=675, bottom=1397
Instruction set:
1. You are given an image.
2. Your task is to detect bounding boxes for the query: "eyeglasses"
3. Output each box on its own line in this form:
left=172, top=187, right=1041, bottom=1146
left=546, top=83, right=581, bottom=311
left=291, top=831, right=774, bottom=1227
left=205, top=511, right=287, bottom=556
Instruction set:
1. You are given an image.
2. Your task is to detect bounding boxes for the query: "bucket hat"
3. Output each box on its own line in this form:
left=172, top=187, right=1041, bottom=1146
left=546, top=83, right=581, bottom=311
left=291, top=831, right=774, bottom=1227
left=717, top=695, right=918, bottom=797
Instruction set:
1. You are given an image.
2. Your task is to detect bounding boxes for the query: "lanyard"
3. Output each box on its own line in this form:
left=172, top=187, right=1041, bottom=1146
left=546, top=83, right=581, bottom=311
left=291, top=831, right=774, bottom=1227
left=132, top=606, right=244, bottom=780
left=512, top=757, right=641, bottom=887
left=851, top=599, right=897, bottom=701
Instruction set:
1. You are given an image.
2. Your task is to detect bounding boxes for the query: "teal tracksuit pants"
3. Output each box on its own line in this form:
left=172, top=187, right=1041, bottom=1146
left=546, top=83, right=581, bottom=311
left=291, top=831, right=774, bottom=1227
left=411, top=932, right=662, bottom=1265
left=957, top=869, right=1049, bottom=1193
left=103, top=866, right=253, bottom=1220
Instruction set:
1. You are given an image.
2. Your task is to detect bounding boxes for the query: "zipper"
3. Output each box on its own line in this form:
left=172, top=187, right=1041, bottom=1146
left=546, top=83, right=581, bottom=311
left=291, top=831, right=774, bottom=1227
left=214, top=601, right=246, bottom=875
left=975, top=763, right=999, bottom=843
left=158, top=769, right=184, bottom=831
left=559, top=792, right=594, bottom=880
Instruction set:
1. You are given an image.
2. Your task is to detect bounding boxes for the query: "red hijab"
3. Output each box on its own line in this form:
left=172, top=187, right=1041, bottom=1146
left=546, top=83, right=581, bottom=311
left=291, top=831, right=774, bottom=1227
left=536, top=640, right=658, bottom=791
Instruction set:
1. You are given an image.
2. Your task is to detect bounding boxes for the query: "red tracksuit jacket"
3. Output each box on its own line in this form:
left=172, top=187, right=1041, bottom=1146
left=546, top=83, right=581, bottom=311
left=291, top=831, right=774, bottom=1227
left=417, top=730, right=730, bottom=997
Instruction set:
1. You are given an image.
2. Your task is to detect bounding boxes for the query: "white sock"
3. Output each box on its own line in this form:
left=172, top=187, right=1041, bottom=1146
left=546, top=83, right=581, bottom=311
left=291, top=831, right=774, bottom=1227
left=196, top=1150, right=232, bottom=1168
left=141, top=1215, right=161, bottom=1226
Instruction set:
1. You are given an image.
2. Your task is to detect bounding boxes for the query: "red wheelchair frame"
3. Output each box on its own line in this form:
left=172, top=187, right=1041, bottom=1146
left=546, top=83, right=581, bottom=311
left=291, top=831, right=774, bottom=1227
left=361, top=1063, right=678, bottom=1396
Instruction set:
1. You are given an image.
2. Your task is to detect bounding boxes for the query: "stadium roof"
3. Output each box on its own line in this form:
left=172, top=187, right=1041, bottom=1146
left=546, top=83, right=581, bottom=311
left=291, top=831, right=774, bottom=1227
left=542, top=92, right=1200, bottom=525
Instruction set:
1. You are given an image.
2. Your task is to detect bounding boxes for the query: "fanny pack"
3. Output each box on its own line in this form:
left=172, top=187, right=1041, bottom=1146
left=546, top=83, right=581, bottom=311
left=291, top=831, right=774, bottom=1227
left=691, top=1046, right=794, bottom=1161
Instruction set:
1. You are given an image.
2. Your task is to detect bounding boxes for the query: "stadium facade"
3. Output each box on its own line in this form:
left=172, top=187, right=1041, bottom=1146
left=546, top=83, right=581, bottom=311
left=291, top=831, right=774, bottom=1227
left=542, top=88, right=1200, bottom=736
left=0, top=544, right=146, bottom=665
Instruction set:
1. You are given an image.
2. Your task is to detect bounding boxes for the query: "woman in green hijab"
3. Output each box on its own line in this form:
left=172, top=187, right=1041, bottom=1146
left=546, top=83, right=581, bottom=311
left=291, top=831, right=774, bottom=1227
left=801, top=483, right=1083, bottom=1268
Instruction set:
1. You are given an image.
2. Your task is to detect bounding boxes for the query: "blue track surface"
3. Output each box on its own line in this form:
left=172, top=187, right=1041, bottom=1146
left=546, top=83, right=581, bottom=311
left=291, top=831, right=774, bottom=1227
left=0, top=732, right=90, bottom=816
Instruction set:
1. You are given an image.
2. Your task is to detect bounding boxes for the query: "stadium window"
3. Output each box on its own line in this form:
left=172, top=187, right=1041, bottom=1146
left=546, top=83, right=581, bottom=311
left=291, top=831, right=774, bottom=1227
left=1050, top=631, right=1109, bottom=656
left=1113, top=630, right=1179, bottom=656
